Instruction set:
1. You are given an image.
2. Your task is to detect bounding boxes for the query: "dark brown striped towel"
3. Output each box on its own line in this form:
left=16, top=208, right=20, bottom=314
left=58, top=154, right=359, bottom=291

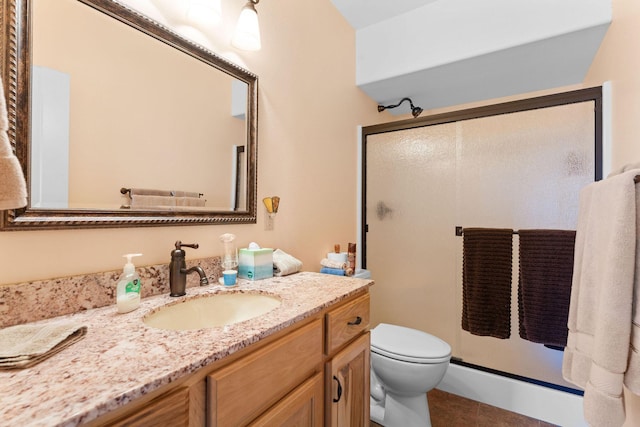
left=518, top=229, right=575, bottom=347
left=462, top=228, right=514, bottom=339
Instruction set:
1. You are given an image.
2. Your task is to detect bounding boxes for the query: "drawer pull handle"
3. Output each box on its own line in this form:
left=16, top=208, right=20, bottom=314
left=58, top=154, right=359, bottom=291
left=348, top=316, right=362, bottom=326
left=333, top=376, right=343, bottom=403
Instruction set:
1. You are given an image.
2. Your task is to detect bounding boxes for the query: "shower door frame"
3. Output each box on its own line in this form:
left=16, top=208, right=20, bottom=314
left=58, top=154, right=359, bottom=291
left=360, top=86, right=603, bottom=269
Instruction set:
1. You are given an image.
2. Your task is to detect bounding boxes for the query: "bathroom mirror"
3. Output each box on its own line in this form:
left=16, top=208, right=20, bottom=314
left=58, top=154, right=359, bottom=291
left=0, top=0, right=258, bottom=230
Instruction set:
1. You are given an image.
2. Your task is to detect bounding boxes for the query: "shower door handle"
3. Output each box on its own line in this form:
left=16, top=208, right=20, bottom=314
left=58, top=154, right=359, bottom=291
left=332, top=375, right=343, bottom=403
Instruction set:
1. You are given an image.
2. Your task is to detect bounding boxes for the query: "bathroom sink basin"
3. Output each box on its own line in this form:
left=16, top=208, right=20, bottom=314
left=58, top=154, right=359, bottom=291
left=143, top=292, right=281, bottom=331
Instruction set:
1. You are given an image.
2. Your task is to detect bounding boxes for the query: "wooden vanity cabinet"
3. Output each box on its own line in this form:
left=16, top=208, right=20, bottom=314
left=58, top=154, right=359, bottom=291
left=324, top=293, right=371, bottom=427
left=87, top=290, right=370, bottom=427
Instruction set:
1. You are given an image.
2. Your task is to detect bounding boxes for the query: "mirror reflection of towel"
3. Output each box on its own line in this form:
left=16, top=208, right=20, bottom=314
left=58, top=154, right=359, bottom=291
left=129, top=188, right=172, bottom=197
left=461, top=228, right=513, bottom=339
left=0, top=75, right=27, bottom=209
left=176, top=197, right=206, bottom=207
left=125, top=188, right=205, bottom=208
left=130, top=194, right=176, bottom=208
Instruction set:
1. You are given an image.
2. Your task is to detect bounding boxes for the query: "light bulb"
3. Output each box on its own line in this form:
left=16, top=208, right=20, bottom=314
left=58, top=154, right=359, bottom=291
left=232, top=2, right=261, bottom=51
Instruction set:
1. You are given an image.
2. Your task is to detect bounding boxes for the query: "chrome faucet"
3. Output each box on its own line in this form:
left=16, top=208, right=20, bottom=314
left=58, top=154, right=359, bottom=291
left=169, top=241, right=209, bottom=297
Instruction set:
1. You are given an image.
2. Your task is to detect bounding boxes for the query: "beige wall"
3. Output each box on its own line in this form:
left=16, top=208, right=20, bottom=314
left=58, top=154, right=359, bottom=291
left=584, top=0, right=640, bottom=168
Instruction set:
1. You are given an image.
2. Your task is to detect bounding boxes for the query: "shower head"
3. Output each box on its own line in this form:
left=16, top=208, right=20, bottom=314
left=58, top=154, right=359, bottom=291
left=377, top=97, right=423, bottom=118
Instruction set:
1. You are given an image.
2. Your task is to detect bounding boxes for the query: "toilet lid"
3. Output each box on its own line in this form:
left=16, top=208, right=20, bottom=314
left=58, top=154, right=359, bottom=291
left=371, top=323, right=451, bottom=363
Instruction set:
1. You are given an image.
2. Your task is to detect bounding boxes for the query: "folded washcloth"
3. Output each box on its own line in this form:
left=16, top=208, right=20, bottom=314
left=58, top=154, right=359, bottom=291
left=320, top=267, right=346, bottom=276
left=0, top=321, right=87, bottom=369
left=320, top=258, right=347, bottom=269
left=273, top=249, right=303, bottom=277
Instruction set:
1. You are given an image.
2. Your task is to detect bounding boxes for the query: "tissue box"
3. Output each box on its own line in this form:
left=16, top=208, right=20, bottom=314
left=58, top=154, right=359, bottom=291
left=238, top=248, right=274, bottom=280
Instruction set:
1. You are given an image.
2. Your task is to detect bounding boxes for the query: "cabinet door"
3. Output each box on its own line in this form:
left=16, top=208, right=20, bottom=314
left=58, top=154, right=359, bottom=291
left=325, top=332, right=370, bottom=427
left=208, top=320, right=323, bottom=426
left=250, top=372, right=324, bottom=426
left=325, top=293, right=370, bottom=355
left=106, top=386, right=190, bottom=427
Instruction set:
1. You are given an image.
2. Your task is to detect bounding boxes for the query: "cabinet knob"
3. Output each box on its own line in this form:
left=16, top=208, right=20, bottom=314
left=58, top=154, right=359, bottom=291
left=332, top=375, right=343, bottom=403
left=347, top=316, right=362, bottom=326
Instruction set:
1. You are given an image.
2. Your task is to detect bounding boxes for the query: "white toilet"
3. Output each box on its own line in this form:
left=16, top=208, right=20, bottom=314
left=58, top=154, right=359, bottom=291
left=370, top=323, right=451, bottom=427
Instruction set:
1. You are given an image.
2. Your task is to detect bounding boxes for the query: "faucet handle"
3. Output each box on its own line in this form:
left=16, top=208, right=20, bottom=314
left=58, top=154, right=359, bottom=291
left=174, top=241, right=199, bottom=250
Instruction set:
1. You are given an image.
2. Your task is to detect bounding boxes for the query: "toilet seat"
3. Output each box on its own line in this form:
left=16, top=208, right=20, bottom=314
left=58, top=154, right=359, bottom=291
left=371, top=323, right=451, bottom=364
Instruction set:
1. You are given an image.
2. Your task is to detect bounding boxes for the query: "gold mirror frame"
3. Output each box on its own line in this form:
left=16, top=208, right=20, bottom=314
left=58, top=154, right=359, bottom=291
left=0, top=0, right=258, bottom=230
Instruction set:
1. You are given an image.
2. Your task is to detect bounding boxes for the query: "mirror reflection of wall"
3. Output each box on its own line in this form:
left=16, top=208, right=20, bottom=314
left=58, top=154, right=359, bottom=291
left=31, top=66, right=70, bottom=209
left=31, top=0, right=247, bottom=211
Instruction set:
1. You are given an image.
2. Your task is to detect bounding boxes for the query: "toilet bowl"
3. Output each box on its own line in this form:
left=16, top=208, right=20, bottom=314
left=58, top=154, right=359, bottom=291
left=370, top=323, right=451, bottom=427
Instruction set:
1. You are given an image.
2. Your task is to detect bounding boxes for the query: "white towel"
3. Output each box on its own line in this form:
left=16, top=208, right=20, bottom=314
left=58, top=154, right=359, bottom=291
left=562, top=168, right=640, bottom=427
left=272, top=249, right=303, bottom=277
left=320, top=258, right=347, bottom=269
left=0, top=75, right=27, bottom=209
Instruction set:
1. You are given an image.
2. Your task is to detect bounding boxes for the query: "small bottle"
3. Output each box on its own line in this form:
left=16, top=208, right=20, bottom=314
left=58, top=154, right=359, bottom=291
left=117, top=253, right=143, bottom=314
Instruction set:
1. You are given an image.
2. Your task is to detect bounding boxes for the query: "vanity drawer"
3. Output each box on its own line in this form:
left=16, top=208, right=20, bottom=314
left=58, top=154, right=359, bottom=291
left=325, top=293, right=370, bottom=355
left=207, top=319, right=322, bottom=427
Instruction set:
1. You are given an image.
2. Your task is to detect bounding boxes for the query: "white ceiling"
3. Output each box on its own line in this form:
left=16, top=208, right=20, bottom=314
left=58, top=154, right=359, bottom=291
left=331, top=0, right=611, bottom=114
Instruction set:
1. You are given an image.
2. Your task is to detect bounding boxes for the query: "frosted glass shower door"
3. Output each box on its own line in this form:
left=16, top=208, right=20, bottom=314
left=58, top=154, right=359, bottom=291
left=365, top=99, right=596, bottom=388
left=366, top=124, right=459, bottom=345
left=455, top=102, right=594, bottom=387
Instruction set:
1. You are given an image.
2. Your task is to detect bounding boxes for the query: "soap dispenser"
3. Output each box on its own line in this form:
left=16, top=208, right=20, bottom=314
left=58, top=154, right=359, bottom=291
left=116, top=253, right=142, bottom=314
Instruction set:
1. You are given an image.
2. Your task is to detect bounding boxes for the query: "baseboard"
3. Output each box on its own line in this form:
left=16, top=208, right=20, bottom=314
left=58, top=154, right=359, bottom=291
left=437, top=363, right=587, bottom=426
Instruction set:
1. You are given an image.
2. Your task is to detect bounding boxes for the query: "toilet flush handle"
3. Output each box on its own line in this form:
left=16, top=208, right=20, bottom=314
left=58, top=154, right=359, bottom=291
left=332, top=376, right=343, bottom=403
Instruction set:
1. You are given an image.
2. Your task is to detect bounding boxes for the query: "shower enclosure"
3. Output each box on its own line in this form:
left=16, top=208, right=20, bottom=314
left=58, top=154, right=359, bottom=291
left=362, top=88, right=602, bottom=390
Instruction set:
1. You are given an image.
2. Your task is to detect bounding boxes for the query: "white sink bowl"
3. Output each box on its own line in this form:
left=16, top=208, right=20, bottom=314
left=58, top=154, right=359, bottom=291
left=143, top=292, right=281, bottom=331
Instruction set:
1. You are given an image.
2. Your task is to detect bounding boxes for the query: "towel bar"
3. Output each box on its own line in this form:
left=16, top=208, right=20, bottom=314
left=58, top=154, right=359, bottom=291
left=120, top=188, right=204, bottom=198
left=455, top=226, right=519, bottom=237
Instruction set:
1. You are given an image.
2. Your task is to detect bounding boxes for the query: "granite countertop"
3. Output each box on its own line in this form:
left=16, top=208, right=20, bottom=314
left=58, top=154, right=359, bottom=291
left=0, top=272, right=373, bottom=427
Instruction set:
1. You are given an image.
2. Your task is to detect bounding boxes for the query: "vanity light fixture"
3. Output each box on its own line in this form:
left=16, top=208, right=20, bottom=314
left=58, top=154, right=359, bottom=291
left=377, top=97, right=423, bottom=118
left=263, top=196, right=279, bottom=217
left=186, top=0, right=222, bottom=26
left=232, top=0, right=261, bottom=51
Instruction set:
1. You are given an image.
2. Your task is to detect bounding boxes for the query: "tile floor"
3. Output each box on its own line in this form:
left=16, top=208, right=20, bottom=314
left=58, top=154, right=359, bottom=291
left=371, top=389, right=558, bottom=427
